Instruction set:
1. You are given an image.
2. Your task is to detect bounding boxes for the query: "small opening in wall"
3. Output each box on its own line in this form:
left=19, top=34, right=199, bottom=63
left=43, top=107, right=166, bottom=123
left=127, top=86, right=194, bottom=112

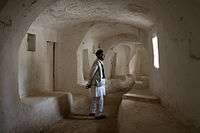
left=152, top=35, right=160, bottom=69
left=27, top=33, right=36, bottom=51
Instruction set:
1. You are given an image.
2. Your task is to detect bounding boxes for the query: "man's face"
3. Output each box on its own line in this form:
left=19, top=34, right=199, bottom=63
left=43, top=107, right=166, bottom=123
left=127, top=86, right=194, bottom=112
left=98, top=53, right=105, bottom=61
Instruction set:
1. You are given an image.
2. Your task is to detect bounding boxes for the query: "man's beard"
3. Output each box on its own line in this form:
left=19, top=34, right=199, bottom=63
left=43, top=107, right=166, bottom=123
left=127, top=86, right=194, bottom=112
left=98, top=57, right=104, bottom=61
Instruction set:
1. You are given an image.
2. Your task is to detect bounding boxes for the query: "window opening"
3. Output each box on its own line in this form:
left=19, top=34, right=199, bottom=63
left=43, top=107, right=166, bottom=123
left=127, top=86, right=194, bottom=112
left=152, top=35, right=160, bottom=69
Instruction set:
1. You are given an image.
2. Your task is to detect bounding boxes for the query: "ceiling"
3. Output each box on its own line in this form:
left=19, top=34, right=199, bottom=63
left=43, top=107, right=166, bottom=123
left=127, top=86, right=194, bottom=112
left=32, top=0, right=155, bottom=29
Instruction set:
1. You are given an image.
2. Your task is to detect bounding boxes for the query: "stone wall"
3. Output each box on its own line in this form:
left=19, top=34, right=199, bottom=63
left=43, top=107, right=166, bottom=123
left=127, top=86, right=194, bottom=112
left=55, top=23, right=93, bottom=92
left=18, top=25, right=57, bottom=97
left=0, top=0, right=57, bottom=132
left=148, top=0, right=200, bottom=127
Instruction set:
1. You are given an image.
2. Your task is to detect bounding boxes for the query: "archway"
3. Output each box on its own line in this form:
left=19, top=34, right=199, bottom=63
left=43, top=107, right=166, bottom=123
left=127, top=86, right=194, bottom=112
left=77, top=23, right=143, bottom=85
left=107, top=44, right=131, bottom=78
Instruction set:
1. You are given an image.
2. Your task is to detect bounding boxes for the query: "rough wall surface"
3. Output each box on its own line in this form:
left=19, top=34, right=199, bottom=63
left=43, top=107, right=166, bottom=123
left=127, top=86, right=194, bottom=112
left=128, top=45, right=150, bottom=76
left=114, top=45, right=131, bottom=76
left=148, top=0, right=200, bottom=127
left=55, top=23, right=93, bottom=92
left=0, top=0, right=8, bottom=12
left=0, top=0, right=57, bottom=132
left=18, top=25, right=57, bottom=97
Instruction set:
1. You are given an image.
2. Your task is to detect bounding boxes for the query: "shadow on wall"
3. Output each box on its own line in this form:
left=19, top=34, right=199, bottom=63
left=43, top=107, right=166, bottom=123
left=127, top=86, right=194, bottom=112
left=56, top=93, right=73, bottom=119
left=0, top=0, right=8, bottom=12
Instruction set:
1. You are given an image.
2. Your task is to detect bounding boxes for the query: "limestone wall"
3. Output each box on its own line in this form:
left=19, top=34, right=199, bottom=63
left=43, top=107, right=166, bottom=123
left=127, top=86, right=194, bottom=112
left=18, top=25, right=57, bottom=97
left=148, top=0, right=200, bottom=127
left=114, top=44, right=131, bottom=76
left=0, top=0, right=59, bottom=132
left=55, top=23, right=93, bottom=92
left=129, top=45, right=150, bottom=76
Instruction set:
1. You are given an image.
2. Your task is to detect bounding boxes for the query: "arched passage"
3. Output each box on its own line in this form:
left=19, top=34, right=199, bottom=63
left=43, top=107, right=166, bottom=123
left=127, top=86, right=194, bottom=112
left=129, top=45, right=150, bottom=76
left=116, top=45, right=130, bottom=76
left=99, top=33, right=145, bottom=79
left=77, top=23, right=143, bottom=85
left=105, top=44, right=132, bottom=79
left=1, top=0, right=200, bottom=132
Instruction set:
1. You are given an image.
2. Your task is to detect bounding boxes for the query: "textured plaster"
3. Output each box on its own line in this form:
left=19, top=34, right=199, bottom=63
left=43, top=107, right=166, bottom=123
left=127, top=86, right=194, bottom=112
left=148, top=0, right=200, bottom=127
left=32, top=0, right=154, bottom=29
left=113, top=44, right=131, bottom=76
left=18, top=25, right=58, bottom=97
left=0, top=0, right=58, bottom=132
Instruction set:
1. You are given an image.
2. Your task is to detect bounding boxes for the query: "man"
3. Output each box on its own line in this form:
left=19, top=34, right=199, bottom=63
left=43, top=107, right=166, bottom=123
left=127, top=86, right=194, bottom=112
left=86, top=49, right=106, bottom=119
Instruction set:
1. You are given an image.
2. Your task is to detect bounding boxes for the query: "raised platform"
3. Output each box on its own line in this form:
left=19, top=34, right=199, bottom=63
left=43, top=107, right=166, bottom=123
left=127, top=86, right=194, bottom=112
left=118, top=89, right=196, bottom=133
left=123, top=89, right=160, bottom=103
left=17, top=91, right=73, bottom=133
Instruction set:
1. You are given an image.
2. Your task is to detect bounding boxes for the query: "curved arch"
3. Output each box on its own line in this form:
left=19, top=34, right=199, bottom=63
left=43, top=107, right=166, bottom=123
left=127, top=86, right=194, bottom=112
left=129, top=45, right=150, bottom=76
left=0, top=0, right=58, bottom=132
left=105, top=43, right=133, bottom=79
left=100, top=33, right=139, bottom=54
left=113, top=44, right=131, bottom=76
left=77, top=22, right=143, bottom=85
left=99, top=33, right=143, bottom=79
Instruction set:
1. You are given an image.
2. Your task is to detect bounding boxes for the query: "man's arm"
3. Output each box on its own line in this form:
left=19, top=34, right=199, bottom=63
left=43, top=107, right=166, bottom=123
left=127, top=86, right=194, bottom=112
left=86, top=61, right=98, bottom=88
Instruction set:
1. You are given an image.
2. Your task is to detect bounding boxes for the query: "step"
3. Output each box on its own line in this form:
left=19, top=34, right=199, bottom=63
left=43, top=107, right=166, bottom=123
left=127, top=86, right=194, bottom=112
left=123, top=89, right=160, bottom=103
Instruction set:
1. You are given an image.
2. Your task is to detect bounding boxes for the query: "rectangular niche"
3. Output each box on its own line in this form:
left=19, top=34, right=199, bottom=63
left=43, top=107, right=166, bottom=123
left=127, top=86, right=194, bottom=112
left=27, top=33, right=36, bottom=51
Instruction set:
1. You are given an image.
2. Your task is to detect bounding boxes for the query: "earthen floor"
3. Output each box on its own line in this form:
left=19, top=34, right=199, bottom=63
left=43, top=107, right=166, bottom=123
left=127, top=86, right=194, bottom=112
left=45, top=90, right=197, bottom=133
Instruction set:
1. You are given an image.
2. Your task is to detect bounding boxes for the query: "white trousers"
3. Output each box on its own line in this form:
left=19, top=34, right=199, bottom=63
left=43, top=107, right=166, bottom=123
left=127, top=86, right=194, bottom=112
left=89, top=79, right=106, bottom=97
left=89, top=96, right=104, bottom=116
left=89, top=79, right=106, bottom=116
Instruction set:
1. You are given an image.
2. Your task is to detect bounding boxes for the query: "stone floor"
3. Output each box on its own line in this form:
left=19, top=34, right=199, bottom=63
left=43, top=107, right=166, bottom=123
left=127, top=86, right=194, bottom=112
left=45, top=92, right=123, bottom=133
left=44, top=89, right=199, bottom=133
left=118, top=100, right=198, bottom=133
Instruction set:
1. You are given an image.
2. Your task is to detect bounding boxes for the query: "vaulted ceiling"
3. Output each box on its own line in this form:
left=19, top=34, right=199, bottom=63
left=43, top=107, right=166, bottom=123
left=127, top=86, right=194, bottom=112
left=32, top=0, right=155, bottom=29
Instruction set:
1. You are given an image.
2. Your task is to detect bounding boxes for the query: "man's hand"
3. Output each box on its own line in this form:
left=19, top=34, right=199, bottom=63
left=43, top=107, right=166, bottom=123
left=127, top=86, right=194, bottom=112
left=86, top=83, right=91, bottom=89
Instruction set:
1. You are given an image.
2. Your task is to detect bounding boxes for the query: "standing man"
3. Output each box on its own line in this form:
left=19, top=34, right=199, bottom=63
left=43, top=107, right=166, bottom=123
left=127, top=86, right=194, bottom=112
left=86, top=49, right=106, bottom=119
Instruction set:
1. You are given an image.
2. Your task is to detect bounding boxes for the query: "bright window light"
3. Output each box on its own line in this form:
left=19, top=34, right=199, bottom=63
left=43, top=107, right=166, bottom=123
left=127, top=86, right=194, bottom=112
left=152, top=35, right=160, bottom=69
